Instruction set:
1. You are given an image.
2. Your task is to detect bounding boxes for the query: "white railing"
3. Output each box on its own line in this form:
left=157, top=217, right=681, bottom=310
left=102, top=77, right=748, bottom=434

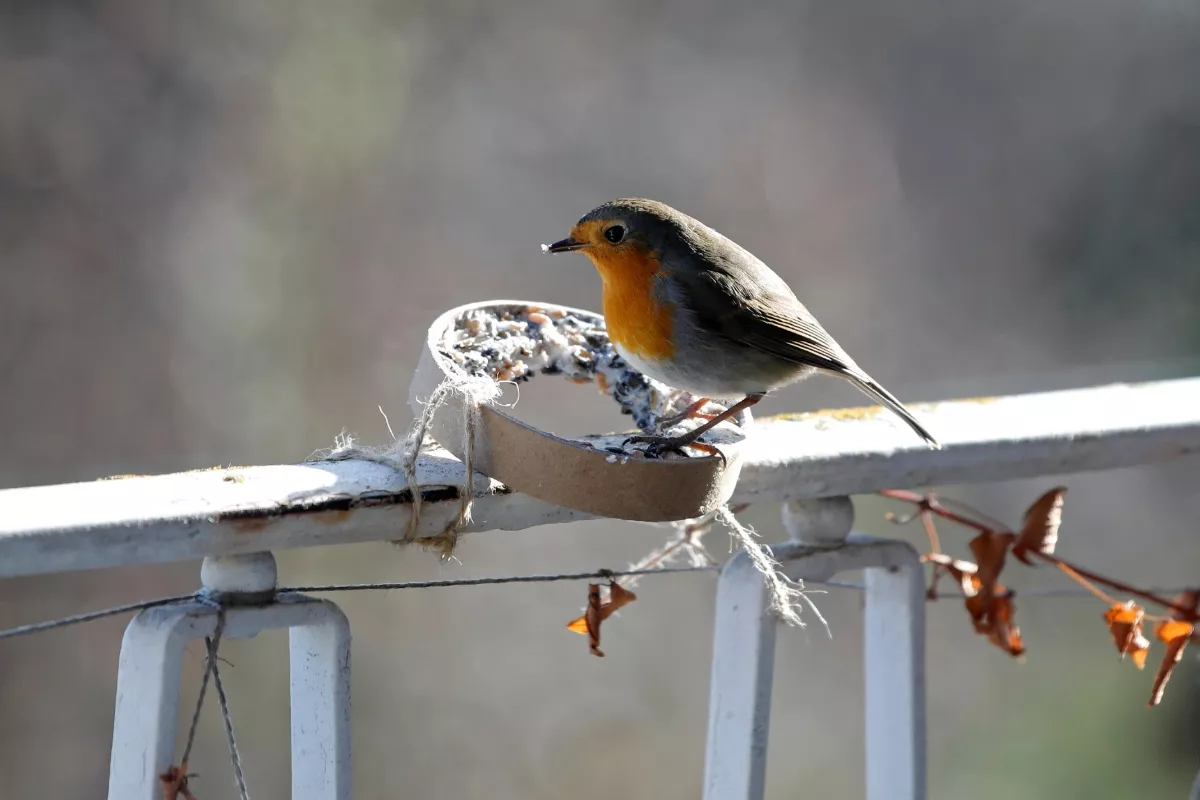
left=2, top=377, right=1200, bottom=800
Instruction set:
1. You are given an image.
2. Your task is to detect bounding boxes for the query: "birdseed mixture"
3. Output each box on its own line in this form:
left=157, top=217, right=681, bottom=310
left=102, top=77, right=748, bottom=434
left=435, top=303, right=747, bottom=455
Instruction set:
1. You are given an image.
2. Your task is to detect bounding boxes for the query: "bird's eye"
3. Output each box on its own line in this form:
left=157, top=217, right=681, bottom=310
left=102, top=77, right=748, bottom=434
left=604, top=225, right=625, bottom=244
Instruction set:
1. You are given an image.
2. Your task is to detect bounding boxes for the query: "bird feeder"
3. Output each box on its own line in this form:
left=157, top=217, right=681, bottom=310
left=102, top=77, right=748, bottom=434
left=408, top=300, right=747, bottom=521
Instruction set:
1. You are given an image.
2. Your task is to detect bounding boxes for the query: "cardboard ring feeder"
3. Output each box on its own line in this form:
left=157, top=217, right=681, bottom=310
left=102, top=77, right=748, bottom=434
left=408, top=300, right=747, bottom=521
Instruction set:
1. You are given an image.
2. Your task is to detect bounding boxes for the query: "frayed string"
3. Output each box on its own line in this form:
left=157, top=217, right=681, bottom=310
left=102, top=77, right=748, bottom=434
left=322, top=368, right=501, bottom=560
left=715, top=505, right=830, bottom=634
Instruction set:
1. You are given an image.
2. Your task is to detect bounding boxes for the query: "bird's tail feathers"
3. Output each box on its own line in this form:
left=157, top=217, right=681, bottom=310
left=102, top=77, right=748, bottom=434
left=847, top=372, right=941, bottom=450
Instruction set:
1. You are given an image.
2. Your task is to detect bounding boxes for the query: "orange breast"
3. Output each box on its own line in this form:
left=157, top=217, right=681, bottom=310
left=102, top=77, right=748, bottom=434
left=587, top=247, right=675, bottom=363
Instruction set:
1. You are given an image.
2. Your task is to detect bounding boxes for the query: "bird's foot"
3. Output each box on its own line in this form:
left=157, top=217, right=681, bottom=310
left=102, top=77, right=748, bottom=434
left=621, top=433, right=689, bottom=459
left=622, top=433, right=726, bottom=466
left=679, top=441, right=725, bottom=463
left=656, top=408, right=721, bottom=430
left=654, top=396, right=717, bottom=431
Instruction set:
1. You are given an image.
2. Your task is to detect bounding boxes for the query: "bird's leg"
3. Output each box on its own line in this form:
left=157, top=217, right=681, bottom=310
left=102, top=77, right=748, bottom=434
left=655, top=396, right=713, bottom=430
left=625, top=393, right=764, bottom=459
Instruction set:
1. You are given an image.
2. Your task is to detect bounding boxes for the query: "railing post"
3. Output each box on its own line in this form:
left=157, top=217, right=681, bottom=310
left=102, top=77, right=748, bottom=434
left=288, top=596, right=353, bottom=798
left=701, top=499, right=927, bottom=800
left=107, top=597, right=194, bottom=800
left=107, top=552, right=352, bottom=800
left=864, top=550, right=927, bottom=799
left=786, top=497, right=927, bottom=800
left=702, top=548, right=780, bottom=800
left=702, top=497, right=855, bottom=800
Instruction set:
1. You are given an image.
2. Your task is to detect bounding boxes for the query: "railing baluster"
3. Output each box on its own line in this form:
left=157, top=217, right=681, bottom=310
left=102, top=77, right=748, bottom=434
left=701, top=499, right=927, bottom=800
left=864, top=554, right=927, bottom=799
left=702, top=552, right=780, bottom=800
left=289, top=596, right=353, bottom=800
left=106, top=554, right=353, bottom=800
left=107, top=602, right=193, bottom=800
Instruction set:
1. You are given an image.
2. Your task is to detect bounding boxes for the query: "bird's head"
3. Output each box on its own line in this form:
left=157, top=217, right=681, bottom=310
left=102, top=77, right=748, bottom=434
left=543, top=198, right=690, bottom=279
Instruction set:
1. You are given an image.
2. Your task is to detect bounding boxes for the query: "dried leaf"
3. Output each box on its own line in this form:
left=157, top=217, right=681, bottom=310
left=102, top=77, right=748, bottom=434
left=923, top=553, right=981, bottom=599
left=1012, top=487, right=1066, bottom=565
left=963, top=592, right=989, bottom=634
left=1149, top=619, right=1194, bottom=706
left=606, top=582, right=637, bottom=615
left=920, top=507, right=942, bottom=555
left=160, top=763, right=197, bottom=800
left=986, top=592, right=1025, bottom=657
left=1171, top=589, right=1200, bottom=619
left=566, top=581, right=637, bottom=657
left=1102, top=601, right=1150, bottom=670
left=964, top=587, right=1023, bottom=656
left=968, top=530, right=1017, bottom=599
left=1148, top=590, right=1200, bottom=706
left=567, top=584, right=604, bottom=655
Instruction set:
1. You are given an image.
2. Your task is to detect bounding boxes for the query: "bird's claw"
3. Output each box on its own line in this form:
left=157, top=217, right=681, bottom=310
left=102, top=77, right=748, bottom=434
left=621, top=434, right=688, bottom=459
left=621, top=434, right=727, bottom=466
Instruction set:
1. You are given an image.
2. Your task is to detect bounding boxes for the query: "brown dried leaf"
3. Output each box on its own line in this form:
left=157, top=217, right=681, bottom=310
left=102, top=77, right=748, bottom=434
left=567, top=584, right=604, bottom=655
left=964, top=587, right=1023, bottom=657
left=1148, top=590, right=1200, bottom=707
left=160, top=763, right=197, bottom=800
left=1012, top=487, right=1066, bottom=565
left=986, top=592, right=1025, bottom=657
left=920, top=508, right=942, bottom=555
left=1171, top=589, right=1200, bottom=620
left=968, top=530, right=1017, bottom=599
left=923, top=553, right=981, bottom=600
left=566, top=581, right=638, bottom=657
left=964, top=592, right=989, bottom=634
left=1149, top=619, right=1194, bottom=706
left=1102, top=601, right=1150, bottom=670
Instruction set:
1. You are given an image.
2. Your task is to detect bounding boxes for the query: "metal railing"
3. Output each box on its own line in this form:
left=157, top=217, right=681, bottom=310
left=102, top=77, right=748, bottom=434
left=2, top=377, right=1199, bottom=800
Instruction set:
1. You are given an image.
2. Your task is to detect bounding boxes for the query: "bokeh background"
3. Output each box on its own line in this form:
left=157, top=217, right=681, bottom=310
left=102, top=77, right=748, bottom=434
left=3, top=1, right=1200, bottom=797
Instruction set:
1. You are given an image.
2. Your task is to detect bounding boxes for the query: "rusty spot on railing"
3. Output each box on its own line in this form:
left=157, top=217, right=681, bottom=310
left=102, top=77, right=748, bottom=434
left=766, top=405, right=887, bottom=423
left=215, top=485, right=474, bottom=534
left=765, top=393, right=1001, bottom=425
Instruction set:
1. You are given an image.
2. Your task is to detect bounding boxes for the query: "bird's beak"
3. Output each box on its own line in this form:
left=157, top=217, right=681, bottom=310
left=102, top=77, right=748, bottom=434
left=542, top=237, right=586, bottom=254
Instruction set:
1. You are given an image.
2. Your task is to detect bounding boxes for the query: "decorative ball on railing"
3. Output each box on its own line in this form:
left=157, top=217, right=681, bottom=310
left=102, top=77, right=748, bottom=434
left=782, top=496, right=855, bottom=545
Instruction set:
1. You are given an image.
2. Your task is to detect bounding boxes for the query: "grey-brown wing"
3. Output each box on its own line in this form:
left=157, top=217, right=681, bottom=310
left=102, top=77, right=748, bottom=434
left=670, top=257, right=860, bottom=376
left=666, top=245, right=941, bottom=448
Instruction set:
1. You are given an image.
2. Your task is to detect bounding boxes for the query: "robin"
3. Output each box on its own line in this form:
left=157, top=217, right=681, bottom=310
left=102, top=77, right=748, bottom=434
left=543, top=198, right=940, bottom=457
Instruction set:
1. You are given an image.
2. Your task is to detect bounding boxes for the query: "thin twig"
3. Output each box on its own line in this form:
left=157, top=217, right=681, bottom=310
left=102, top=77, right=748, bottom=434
left=920, top=509, right=941, bottom=555
left=879, top=489, right=992, bottom=533
left=1033, top=552, right=1197, bottom=619
left=935, top=495, right=1011, bottom=533
left=881, top=488, right=1200, bottom=620
left=1052, top=561, right=1118, bottom=605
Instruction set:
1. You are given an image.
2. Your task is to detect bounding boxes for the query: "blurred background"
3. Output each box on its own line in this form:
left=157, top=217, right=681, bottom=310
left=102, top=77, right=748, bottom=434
left=2, top=0, right=1200, bottom=797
